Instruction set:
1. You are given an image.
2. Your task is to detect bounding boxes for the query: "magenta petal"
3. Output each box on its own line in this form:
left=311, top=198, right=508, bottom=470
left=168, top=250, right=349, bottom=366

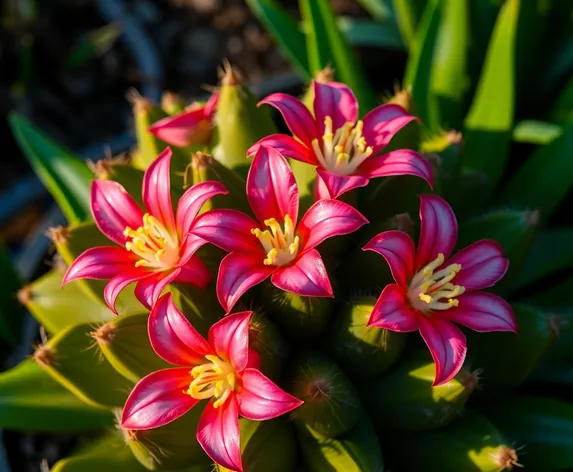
left=204, top=92, right=219, bottom=117
left=367, top=284, right=419, bottom=332
left=149, top=108, right=208, bottom=147
left=363, top=231, right=416, bottom=289
left=362, top=104, right=418, bottom=151
left=258, top=93, right=317, bottom=145
left=175, top=181, right=228, bottom=236
left=418, top=316, right=467, bottom=386
left=313, top=81, right=358, bottom=134
left=447, top=240, right=509, bottom=291
left=176, top=254, right=211, bottom=289
left=446, top=292, right=517, bottom=333
left=121, top=368, right=199, bottom=430
left=142, top=148, right=175, bottom=230
left=148, top=293, right=213, bottom=366
left=197, top=397, right=242, bottom=472
left=192, top=210, right=261, bottom=253
left=415, top=195, right=458, bottom=270
left=358, top=150, right=433, bottom=190
left=91, top=180, right=144, bottom=245
left=236, top=368, right=303, bottom=420
left=216, top=252, right=274, bottom=313
left=270, top=249, right=333, bottom=297
left=298, top=198, right=368, bottom=251
left=104, top=272, right=146, bottom=314
left=134, top=268, right=181, bottom=310
left=208, top=311, right=252, bottom=372
left=63, top=246, right=139, bottom=283
left=315, top=168, right=370, bottom=200
left=248, top=134, right=317, bottom=165
left=247, top=146, right=299, bottom=226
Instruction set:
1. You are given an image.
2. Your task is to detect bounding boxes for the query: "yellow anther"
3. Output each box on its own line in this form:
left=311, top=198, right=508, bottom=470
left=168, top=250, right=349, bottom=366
left=187, top=355, right=236, bottom=409
left=252, top=214, right=300, bottom=267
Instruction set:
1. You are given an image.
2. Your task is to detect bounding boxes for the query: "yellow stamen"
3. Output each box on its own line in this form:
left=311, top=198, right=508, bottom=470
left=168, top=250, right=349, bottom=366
left=186, top=354, right=236, bottom=409
left=408, top=253, right=465, bottom=313
left=124, top=213, right=179, bottom=270
left=251, top=214, right=300, bottom=266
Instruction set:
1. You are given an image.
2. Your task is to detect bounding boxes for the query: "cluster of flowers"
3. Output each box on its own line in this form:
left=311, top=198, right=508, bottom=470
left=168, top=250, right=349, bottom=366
left=63, top=81, right=517, bottom=472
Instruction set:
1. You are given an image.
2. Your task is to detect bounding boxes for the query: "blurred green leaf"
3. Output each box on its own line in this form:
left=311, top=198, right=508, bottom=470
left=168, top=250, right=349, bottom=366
left=403, top=0, right=441, bottom=131
left=0, top=239, right=22, bottom=346
left=65, top=23, right=121, bottom=69
left=51, top=432, right=148, bottom=472
left=357, top=0, right=392, bottom=22
left=391, top=0, right=426, bottom=48
left=541, top=33, right=573, bottom=96
left=22, top=268, right=114, bottom=334
left=530, top=277, right=573, bottom=309
left=430, top=0, right=469, bottom=128
left=9, top=112, right=93, bottom=224
left=39, top=322, right=134, bottom=408
left=299, top=0, right=377, bottom=110
left=512, top=120, right=563, bottom=144
left=0, top=359, right=113, bottom=432
left=462, top=0, right=519, bottom=201
left=511, top=227, right=573, bottom=292
left=337, top=17, right=404, bottom=50
left=500, top=122, right=573, bottom=221
left=245, top=0, right=310, bottom=77
left=549, top=74, right=573, bottom=125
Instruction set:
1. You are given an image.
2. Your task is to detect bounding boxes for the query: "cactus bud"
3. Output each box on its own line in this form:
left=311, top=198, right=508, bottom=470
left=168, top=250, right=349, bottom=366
left=161, top=91, right=185, bottom=115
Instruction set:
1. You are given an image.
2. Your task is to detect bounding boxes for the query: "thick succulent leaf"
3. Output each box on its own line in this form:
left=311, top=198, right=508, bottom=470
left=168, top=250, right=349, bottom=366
left=37, top=322, right=134, bottom=408
left=0, top=239, right=23, bottom=346
left=391, top=0, right=426, bottom=48
left=500, top=122, right=573, bottom=221
left=462, top=0, right=519, bottom=202
left=23, top=268, right=113, bottom=334
left=0, top=359, right=113, bottom=432
left=512, top=120, right=563, bottom=144
left=245, top=0, right=310, bottom=77
left=132, top=97, right=170, bottom=170
left=299, top=0, right=376, bottom=110
left=8, top=112, right=93, bottom=224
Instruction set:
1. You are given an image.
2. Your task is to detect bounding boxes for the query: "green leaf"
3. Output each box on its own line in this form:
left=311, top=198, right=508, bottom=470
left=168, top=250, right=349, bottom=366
left=245, top=0, right=310, bottom=77
left=530, top=277, right=573, bottom=309
left=500, top=122, right=573, bottom=221
left=65, top=23, right=121, bottom=69
left=357, top=0, right=392, bottom=22
left=512, top=120, right=563, bottom=144
left=549, top=74, right=573, bottom=125
left=430, top=0, right=469, bottom=129
left=51, top=432, right=148, bottom=472
left=336, top=17, right=404, bottom=50
left=8, top=112, right=94, bottom=224
left=0, top=359, right=113, bottom=432
left=511, top=227, right=573, bottom=292
left=299, top=0, right=377, bottom=110
left=391, top=0, right=426, bottom=48
left=462, top=0, right=519, bottom=201
left=37, top=322, right=134, bottom=408
left=0, top=239, right=23, bottom=346
left=22, top=267, right=114, bottom=334
left=403, top=0, right=441, bottom=132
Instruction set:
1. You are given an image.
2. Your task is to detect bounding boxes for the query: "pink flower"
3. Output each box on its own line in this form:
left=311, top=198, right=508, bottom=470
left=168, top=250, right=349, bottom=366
left=63, top=148, right=227, bottom=312
left=121, top=293, right=302, bottom=472
left=149, top=93, right=218, bottom=147
left=363, top=195, right=517, bottom=386
left=249, top=80, right=433, bottom=200
left=189, top=145, right=369, bottom=312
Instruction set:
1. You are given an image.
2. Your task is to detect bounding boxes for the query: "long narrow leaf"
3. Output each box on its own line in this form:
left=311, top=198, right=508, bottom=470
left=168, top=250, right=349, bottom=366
left=357, top=0, right=392, bottom=22
left=9, top=113, right=93, bottom=224
left=337, top=17, right=404, bottom=50
left=391, top=0, right=426, bottom=48
left=0, top=240, right=22, bottom=346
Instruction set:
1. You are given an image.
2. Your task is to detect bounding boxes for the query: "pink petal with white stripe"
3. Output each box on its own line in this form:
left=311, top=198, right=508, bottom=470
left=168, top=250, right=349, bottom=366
left=91, top=180, right=144, bottom=246
left=315, top=168, right=370, bottom=200
left=446, top=292, right=517, bottom=333
left=313, top=81, right=358, bottom=133
left=104, top=271, right=146, bottom=314
left=367, top=284, right=419, bottom=332
left=148, top=293, right=213, bottom=366
left=271, top=249, right=333, bottom=298
left=357, top=150, right=433, bottom=189
left=142, top=148, right=176, bottom=231
left=175, top=180, right=228, bottom=236
left=447, top=240, right=509, bottom=291
left=418, top=316, right=467, bottom=386
left=248, top=134, right=317, bottom=165
left=208, top=311, right=252, bottom=373
left=62, top=246, right=139, bottom=283
left=363, top=230, right=416, bottom=288
left=415, top=195, right=458, bottom=270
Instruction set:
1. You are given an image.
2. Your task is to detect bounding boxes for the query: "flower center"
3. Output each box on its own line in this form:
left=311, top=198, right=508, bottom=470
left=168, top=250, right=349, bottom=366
left=251, top=215, right=300, bottom=266
left=311, top=116, right=374, bottom=175
left=124, top=213, right=180, bottom=270
left=187, top=354, right=236, bottom=408
left=408, top=253, right=465, bottom=313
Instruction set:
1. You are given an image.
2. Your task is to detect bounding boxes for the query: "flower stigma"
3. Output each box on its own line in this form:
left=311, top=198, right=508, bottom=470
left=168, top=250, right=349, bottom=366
left=251, top=214, right=300, bottom=266
left=311, top=116, right=374, bottom=175
left=187, top=355, right=236, bottom=408
left=124, top=213, right=179, bottom=270
left=408, top=253, right=465, bottom=312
